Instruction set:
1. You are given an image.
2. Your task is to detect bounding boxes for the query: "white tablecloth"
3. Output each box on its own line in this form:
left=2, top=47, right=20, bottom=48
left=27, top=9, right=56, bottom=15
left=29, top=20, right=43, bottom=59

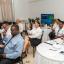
left=42, top=28, right=51, bottom=42
left=35, top=39, right=64, bottom=64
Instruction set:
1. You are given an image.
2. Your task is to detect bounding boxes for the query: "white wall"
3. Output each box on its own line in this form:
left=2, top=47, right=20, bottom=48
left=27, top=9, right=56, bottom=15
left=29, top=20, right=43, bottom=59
left=13, top=0, right=29, bottom=20
left=0, top=0, right=64, bottom=21
left=29, top=0, right=64, bottom=20
left=0, top=6, right=2, bottom=22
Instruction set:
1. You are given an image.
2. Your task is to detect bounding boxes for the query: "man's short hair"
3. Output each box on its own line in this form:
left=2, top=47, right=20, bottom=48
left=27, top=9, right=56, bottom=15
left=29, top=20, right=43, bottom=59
left=2, top=21, right=9, bottom=25
left=11, top=24, right=19, bottom=31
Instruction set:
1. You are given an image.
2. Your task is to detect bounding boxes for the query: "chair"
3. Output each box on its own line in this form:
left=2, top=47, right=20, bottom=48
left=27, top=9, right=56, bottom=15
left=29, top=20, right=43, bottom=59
left=31, top=32, right=43, bottom=57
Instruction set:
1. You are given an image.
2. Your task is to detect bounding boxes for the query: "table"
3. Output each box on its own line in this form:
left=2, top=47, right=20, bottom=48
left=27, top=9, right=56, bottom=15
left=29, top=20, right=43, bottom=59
left=42, top=28, right=51, bottom=42
left=35, top=39, right=64, bottom=64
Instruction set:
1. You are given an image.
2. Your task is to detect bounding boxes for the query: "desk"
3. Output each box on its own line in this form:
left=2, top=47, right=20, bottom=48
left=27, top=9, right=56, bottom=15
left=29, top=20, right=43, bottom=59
left=35, top=39, right=64, bottom=64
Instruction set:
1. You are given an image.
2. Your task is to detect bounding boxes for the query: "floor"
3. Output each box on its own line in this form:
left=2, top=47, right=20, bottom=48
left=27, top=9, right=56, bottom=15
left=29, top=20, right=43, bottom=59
left=23, top=47, right=35, bottom=64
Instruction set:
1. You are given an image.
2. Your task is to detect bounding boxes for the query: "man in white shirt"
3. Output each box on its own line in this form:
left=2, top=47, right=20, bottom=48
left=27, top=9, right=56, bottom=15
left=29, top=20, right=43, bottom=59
left=56, top=20, right=64, bottom=38
left=50, top=19, right=64, bottom=39
left=1, top=21, right=11, bottom=38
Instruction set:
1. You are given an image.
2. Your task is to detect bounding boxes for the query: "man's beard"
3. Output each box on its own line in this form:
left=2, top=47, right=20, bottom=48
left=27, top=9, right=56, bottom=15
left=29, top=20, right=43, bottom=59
left=12, top=33, right=19, bottom=37
left=12, top=34, right=16, bottom=37
left=11, top=32, right=19, bottom=37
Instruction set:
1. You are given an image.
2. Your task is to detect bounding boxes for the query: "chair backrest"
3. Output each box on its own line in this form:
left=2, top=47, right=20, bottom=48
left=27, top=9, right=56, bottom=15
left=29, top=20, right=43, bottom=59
left=49, top=31, right=56, bottom=40
left=40, top=32, right=43, bottom=42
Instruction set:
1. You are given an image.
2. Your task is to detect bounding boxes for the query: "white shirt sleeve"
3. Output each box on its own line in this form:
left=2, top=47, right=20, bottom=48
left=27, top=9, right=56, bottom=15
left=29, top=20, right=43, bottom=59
left=29, top=28, right=42, bottom=39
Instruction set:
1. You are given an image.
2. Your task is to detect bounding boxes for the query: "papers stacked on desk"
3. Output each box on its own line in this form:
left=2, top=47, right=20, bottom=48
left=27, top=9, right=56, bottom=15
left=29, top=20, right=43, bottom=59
left=46, top=38, right=64, bottom=45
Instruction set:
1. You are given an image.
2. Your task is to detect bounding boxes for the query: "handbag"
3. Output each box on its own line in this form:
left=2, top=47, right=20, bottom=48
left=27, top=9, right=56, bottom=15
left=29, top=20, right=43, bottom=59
left=49, top=31, right=56, bottom=40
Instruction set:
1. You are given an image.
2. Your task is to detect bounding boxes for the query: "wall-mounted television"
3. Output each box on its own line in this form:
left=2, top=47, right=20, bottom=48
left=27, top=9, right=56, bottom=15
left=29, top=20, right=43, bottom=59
left=41, top=14, right=54, bottom=25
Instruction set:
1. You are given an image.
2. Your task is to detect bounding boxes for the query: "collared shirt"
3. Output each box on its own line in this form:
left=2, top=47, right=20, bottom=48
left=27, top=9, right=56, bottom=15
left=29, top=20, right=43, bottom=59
left=57, top=26, right=64, bottom=36
left=3, top=34, right=24, bottom=59
left=28, top=27, right=42, bottom=39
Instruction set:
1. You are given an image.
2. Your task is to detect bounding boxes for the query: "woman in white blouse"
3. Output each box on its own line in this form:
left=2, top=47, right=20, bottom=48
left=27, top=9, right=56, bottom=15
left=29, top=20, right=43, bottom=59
left=28, top=21, right=42, bottom=39
left=23, top=20, right=42, bottom=56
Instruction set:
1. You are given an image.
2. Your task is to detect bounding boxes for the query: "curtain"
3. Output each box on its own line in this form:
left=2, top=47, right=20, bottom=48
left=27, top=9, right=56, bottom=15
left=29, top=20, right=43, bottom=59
left=0, top=0, right=14, bottom=22
left=0, top=6, right=2, bottom=22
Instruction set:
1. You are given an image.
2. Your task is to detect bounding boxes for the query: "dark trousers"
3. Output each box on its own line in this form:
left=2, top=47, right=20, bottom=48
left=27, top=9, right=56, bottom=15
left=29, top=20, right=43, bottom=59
left=0, top=57, right=20, bottom=64
left=0, top=59, right=13, bottom=64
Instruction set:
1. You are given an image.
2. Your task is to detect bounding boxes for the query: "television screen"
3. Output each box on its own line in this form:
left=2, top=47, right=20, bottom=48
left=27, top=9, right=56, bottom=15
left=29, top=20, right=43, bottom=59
left=41, top=14, right=54, bottom=25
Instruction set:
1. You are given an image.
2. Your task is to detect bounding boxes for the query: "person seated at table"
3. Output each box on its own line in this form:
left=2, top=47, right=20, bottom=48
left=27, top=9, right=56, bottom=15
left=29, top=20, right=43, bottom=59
left=0, top=24, right=24, bottom=64
left=49, top=19, right=60, bottom=40
left=55, top=20, right=64, bottom=39
left=1, top=21, right=11, bottom=38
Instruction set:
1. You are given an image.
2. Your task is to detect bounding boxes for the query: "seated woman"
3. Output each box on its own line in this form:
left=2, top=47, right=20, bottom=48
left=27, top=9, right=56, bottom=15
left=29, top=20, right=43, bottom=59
left=49, top=19, right=60, bottom=40
left=28, top=20, right=42, bottom=46
left=23, top=20, right=42, bottom=57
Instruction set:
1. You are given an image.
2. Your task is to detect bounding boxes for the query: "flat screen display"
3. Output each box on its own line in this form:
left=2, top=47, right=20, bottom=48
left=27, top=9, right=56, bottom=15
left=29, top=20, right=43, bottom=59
left=41, top=14, right=54, bottom=25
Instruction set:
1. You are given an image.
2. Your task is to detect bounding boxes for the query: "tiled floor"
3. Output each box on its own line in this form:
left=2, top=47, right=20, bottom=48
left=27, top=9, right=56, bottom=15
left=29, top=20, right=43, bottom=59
left=23, top=47, right=34, bottom=64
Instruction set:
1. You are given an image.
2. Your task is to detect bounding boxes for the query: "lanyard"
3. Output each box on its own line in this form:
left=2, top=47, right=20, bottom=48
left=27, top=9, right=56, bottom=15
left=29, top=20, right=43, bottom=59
left=4, top=37, right=13, bottom=48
